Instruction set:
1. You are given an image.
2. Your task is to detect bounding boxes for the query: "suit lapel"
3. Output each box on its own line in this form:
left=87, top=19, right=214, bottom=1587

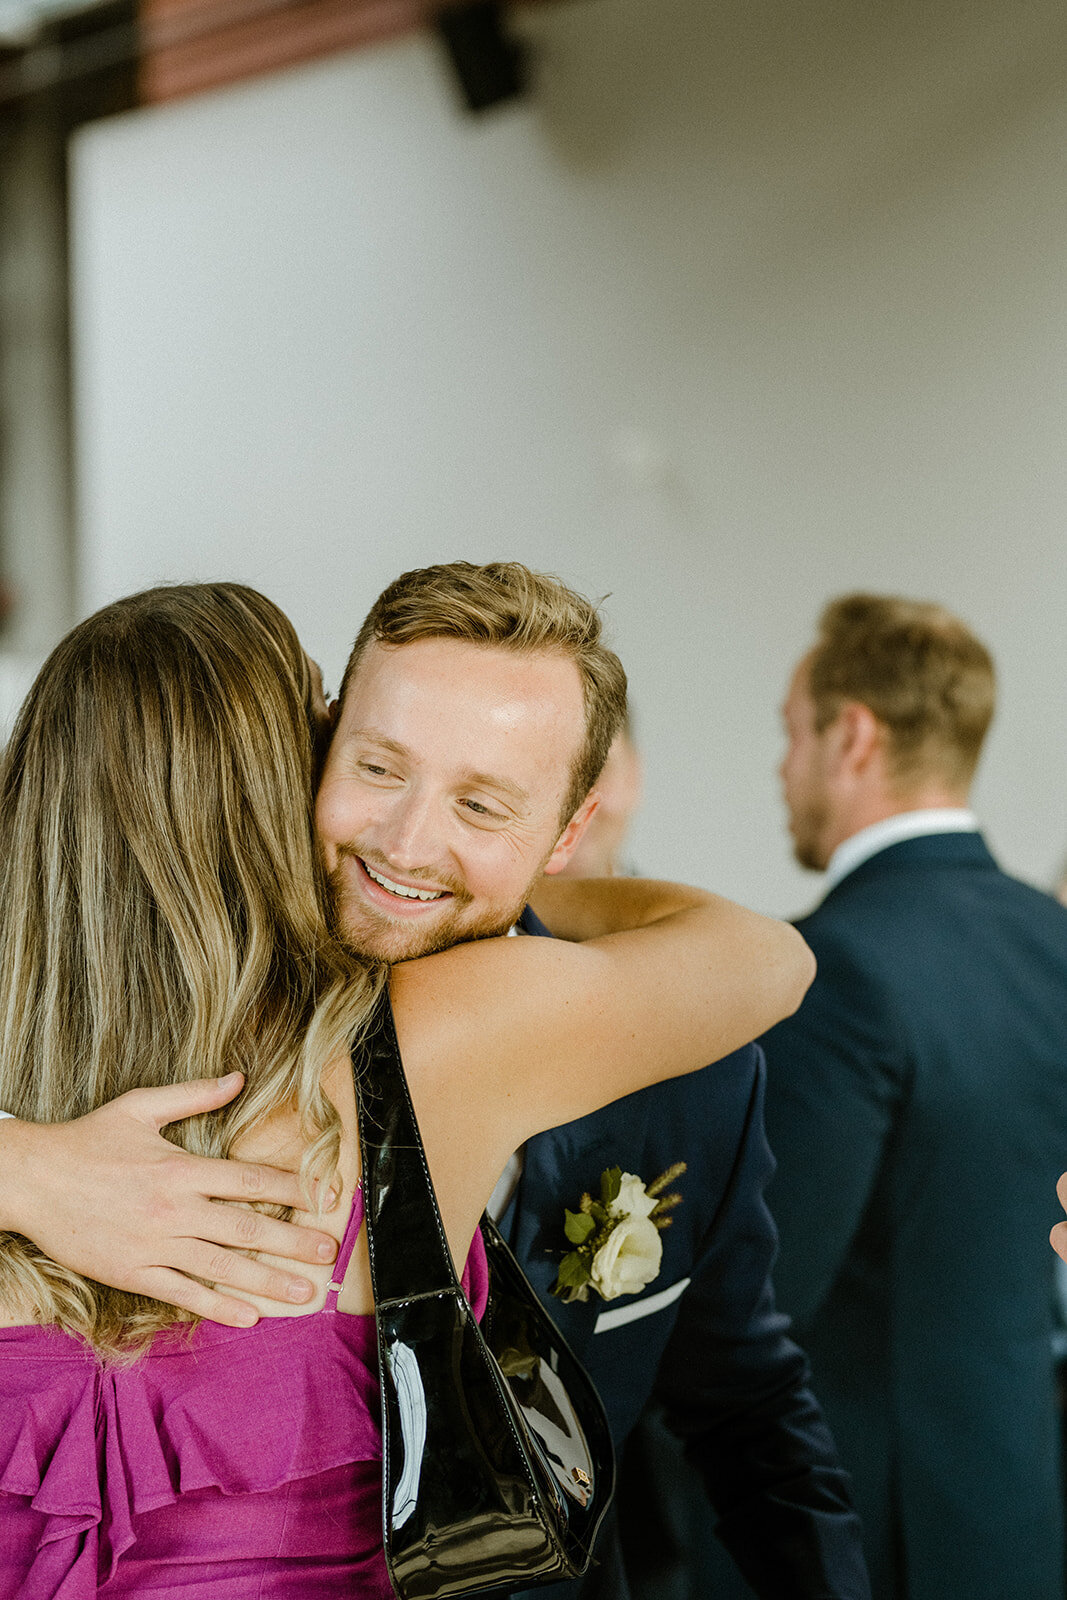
left=511, top=901, right=662, bottom=1360
left=511, top=1124, right=607, bottom=1363
left=509, top=905, right=601, bottom=1356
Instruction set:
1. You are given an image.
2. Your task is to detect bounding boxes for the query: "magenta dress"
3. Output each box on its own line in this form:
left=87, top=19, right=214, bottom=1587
left=0, top=1187, right=488, bottom=1598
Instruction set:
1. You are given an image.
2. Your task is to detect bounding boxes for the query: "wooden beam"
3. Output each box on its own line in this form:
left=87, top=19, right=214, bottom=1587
left=139, top=0, right=545, bottom=106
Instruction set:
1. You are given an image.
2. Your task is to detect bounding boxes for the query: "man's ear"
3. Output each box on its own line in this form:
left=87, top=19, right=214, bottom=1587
left=328, top=698, right=340, bottom=729
left=542, top=791, right=600, bottom=876
left=832, top=700, right=884, bottom=779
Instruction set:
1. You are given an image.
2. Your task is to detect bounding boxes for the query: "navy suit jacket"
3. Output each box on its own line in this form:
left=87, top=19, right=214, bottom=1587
left=508, top=908, right=870, bottom=1600
left=761, top=832, right=1067, bottom=1600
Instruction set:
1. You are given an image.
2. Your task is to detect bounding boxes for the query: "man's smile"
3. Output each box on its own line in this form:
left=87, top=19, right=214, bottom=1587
left=340, top=852, right=457, bottom=920
left=361, top=860, right=447, bottom=903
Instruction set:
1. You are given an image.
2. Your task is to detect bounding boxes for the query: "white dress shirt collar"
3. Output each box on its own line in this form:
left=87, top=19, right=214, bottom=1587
left=823, top=808, right=979, bottom=893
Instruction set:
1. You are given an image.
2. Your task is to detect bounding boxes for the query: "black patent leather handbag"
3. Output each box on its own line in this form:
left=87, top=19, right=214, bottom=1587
left=353, top=992, right=616, bottom=1599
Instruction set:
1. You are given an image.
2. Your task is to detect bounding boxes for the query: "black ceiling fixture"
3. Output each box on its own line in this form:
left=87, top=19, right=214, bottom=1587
left=436, top=1, right=527, bottom=114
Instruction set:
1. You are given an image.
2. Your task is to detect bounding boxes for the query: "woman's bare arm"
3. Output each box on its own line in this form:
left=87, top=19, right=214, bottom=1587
left=392, top=876, right=814, bottom=1152
left=527, top=874, right=736, bottom=941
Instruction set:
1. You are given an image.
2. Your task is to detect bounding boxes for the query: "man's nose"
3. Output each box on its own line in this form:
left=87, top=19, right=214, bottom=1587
left=377, top=792, right=444, bottom=873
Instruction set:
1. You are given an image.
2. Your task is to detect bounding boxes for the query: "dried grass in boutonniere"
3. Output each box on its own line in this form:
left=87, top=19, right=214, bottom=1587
left=551, top=1163, right=687, bottom=1303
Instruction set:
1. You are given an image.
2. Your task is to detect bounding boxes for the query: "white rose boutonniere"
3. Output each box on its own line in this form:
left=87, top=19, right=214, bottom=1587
left=589, top=1209, right=661, bottom=1300
left=551, top=1163, right=686, bottom=1304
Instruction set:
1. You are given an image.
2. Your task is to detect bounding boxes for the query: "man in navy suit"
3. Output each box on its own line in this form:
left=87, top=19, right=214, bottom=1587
left=511, top=714, right=865, bottom=1599
left=759, top=593, right=1067, bottom=1600
left=0, top=563, right=868, bottom=1598
left=505, top=916, right=867, bottom=1600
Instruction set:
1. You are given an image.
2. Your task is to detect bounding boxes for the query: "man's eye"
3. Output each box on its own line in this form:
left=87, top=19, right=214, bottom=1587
left=360, top=763, right=392, bottom=778
left=460, top=799, right=498, bottom=819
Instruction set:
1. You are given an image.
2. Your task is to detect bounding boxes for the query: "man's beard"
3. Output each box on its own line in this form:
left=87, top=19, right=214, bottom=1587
left=326, top=850, right=526, bottom=963
left=788, top=799, right=831, bottom=873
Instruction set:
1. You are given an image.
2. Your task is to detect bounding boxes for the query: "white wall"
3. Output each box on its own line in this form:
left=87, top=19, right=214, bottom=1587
left=69, top=0, right=1067, bottom=914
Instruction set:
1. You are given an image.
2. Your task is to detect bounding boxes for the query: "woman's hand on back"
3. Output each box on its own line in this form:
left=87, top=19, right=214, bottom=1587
left=0, top=1075, right=340, bottom=1326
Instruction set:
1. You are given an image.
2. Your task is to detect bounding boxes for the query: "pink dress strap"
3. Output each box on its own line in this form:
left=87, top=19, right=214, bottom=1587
left=321, top=1182, right=488, bottom=1320
left=323, top=1183, right=365, bottom=1313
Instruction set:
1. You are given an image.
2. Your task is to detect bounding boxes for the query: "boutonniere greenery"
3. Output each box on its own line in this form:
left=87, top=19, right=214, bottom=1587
left=551, top=1163, right=686, bottom=1304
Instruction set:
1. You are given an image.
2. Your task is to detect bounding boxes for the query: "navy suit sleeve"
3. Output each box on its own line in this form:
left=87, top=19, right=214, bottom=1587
left=653, top=1051, right=870, bottom=1599
left=759, top=925, right=909, bottom=1328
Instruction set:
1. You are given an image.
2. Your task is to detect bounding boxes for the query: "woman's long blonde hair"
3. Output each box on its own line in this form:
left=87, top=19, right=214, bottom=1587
left=0, top=582, right=384, bottom=1356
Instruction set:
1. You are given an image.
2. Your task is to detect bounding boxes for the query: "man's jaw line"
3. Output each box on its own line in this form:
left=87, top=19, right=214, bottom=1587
left=327, top=855, right=521, bottom=962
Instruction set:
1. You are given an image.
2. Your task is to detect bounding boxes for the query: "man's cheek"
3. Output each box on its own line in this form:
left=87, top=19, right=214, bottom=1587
left=316, top=788, right=365, bottom=851
left=313, top=789, right=338, bottom=843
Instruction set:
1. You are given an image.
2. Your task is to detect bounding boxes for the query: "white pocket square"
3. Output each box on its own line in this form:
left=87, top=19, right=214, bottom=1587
left=593, top=1275, right=691, bottom=1334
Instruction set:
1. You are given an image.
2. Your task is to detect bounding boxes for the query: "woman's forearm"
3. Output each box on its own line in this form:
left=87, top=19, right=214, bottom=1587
left=529, top=875, right=816, bottom=1038
left=528, top=875, right=714, bottom=942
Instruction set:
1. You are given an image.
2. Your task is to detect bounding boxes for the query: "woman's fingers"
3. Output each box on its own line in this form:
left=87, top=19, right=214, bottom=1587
left=185, top=1196, right=337, bottom=1272
left=0, top=1089, right=337, bottom=1321
left=134, top=1268, right=262, bottom=1329
left=161, top=1235, right=323, bottom=1307
left=124, top=1073, right=248, bottom=1130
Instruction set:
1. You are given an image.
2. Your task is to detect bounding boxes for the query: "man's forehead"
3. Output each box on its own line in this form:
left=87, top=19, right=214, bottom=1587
left=335, top=637, right=584, bottom=791
left=784, top=654, right=814, bottom=708
left=342, top=637, right=584, bottom=718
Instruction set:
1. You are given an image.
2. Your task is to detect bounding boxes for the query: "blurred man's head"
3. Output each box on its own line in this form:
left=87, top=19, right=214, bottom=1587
left=557, top=716, right=643, bottom=879
left=317, top=561, right=628, bottom=961
left=780, top=593, right=995, bottom=872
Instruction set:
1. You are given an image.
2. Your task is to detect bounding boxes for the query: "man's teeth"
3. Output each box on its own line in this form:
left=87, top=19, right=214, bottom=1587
left=364, top=863, right=445, bottom=902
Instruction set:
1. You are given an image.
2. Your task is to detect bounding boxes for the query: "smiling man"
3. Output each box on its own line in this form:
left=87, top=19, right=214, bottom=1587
left=0, top=562, right=868, bottom=1600
left=318, top=632, right=597, bottom=960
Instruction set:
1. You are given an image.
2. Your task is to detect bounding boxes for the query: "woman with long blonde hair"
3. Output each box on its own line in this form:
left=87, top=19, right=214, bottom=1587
left=0, top=581, right=812, bottom=1597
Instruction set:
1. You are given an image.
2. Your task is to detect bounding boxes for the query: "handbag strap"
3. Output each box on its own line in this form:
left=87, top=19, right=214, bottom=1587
left=352, top=987, right=462, bottom=1306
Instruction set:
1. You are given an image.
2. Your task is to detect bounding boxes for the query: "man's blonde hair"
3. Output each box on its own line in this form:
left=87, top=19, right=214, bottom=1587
left=341, top=561, right=628, bottom=821
left=808, top=593, right=995, bottom=790
left=0, top=583, right=384, bottom=1358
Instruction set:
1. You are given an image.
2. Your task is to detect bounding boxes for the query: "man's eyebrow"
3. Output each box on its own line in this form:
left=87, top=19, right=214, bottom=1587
left=345, top=729, right=410, bottom=760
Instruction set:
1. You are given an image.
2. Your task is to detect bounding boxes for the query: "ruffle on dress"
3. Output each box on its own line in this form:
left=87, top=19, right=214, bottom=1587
left=0, top=1312, right=383, bottom=1598
left=0, top=1224, right=488, bottom=1599
left=0, top=1328, right=103, bottom=1598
